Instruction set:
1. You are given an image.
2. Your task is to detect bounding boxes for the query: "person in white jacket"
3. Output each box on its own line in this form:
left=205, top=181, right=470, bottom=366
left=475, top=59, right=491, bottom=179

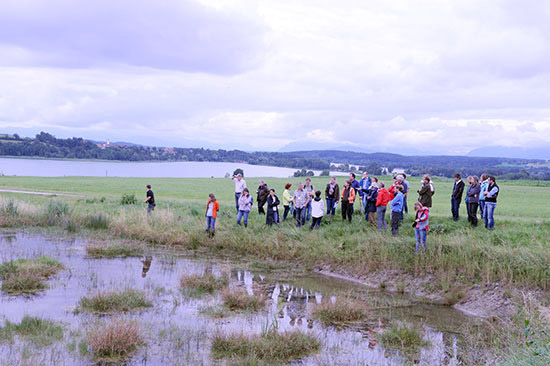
left=310, top=190, right=325, bottom=230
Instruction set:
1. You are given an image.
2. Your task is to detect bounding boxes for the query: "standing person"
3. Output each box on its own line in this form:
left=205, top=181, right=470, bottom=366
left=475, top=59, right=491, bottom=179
left=348, top=173, right=360, bottom=216
left=417, top=175, right=434, bottom=210
left=451, top=173, right=465, bottom=221
left=341, top=180, right=356, bottom=223
left=304, top=178, right=315, bottom=222
left=467, top=176, right=481, bottom=227
left=282, top=183, right=293, bottom=221
left=205, top=193, right=219, bottom=237
left=376, top=182, right=392, bottom=231
left=292, top=182, right=310, bottom=228
left=479, top=174, right=489, bottom=218
left=266, top=189, right=280, bottom=226
left=310, top=191, right=325, bottom=230
left=256, top=180, right=270, bottom=215
left=365, top=180, right=379, bottom=227
left=401, top=174, right=410, bottom=217
left=483, top=176, right=499, bottom=230
left=325, top=176, right=340, bottom=217
left=389, top=175, right=406, bottom=220
left=359, top=171, right=372, bottom=214
left=232, top=173, right=247, bottom=213
left=413, top=202, right=429, bottom=254
left=144, top=184, right=155, bottom=215
left=390, top=185, right=404, bottom=236
left=236, top=188, right=253, bottom=228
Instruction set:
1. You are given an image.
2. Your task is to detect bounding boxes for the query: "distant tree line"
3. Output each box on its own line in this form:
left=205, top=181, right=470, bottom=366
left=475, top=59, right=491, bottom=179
left=1, top=132, right=549, bottom=180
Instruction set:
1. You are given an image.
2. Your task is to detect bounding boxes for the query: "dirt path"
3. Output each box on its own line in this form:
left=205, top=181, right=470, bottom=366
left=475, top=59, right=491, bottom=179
left=0, top=189, right=83, bottom=197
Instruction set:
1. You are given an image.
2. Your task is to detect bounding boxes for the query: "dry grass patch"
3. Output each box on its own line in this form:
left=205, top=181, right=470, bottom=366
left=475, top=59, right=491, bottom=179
left=180, top=273, right=228, bottom=297
left=0, top=256, right=63, bottom=294
left=312, top=297, right=370, bottom=327
left=211, top=329, right=320, bottom=363
left=221, top=288, right=267, bottom=312
left=86, top=318, right=143, bottom=363
left=76, top=289, right=152, bottom=314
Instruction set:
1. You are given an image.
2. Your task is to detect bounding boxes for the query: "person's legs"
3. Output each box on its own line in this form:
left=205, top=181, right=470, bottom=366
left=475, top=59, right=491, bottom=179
left=326, top=198, right=333, bottom=216
left=368, top=211, right=376, bottom=227
left=258, top=200, right=266, bottom=215
left=341, top=201, right=348, bottom=221
left=236, top=210, right=243, bottom=225
left=283, top=205, right=290, bottom=221
left=471, top=203, right=478, bottom=227
left=211, top=217, right=216, bottom=232
left=243, top=211, right=249, bottom=227
left=479, top=200, right=485, bottom=218
left=486, top=203, right=496, bottom=230
left=295, top=207, right=303, bottom=227
left=316, top=217, right=322, bottom=229
left=147, top=204, right=152, bottom=216
left=404, top=196, right=408, bottom=214
left=414, top=227, right=420, bottom=253
left=235, top=192, right=241, bottom=213
left=391, top=211, right=399, bottom=236
left=306, top=200, right=312, bottom=222
left=347, top=202, right=353, bottom=223
left=206, top=216, right=212, bottom=231
left=377, top=206, right=387, bottom=231
left=451, top=197, right=459, bottom=221
left=274, top=211, right=279, bottom=224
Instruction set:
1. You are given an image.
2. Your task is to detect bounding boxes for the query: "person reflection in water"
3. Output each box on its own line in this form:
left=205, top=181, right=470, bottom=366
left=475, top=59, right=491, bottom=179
left=140, top=256, right=152, bottom=278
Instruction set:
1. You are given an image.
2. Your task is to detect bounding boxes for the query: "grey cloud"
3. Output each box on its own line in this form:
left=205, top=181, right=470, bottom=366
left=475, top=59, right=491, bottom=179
left=0, top=0, right=264, bottom=74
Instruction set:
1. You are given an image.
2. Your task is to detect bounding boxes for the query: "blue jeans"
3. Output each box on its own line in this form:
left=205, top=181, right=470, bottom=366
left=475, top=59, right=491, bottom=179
left=451, top=197, right=461, bottom=220
left=376, top=206, right=387, bottom=231
left=484, top=202, right=497, bottom=230
left=326, top=198, right=336, bottom=216
left=206, top=216, right=216, bottom=232
left=305, top=200, right=312, bottom=221
left=414, top=228, right=427, bottom=253
left=479, top=200, right=486, bottom=217
left=234, top=192, right=241, bottom=213
left=236, top=210, right=249, bottom=226
left=295, top=207, right=306, bottom=227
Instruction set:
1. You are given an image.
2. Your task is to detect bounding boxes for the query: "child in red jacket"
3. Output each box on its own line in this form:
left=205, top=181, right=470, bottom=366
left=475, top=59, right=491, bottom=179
left=205, top=193, right=219, bottom=237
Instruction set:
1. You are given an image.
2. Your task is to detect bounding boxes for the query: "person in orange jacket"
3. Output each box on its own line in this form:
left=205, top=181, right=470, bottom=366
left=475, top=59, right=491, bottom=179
left=205, top=193, right=220, bottom=237
left=341, top=180, right=356, bottom=223
left=375, top=182, right=392, bottom=231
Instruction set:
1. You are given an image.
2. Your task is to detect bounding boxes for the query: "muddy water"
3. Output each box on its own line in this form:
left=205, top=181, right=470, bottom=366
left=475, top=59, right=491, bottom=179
left=0, top=231, right=480, bottom=365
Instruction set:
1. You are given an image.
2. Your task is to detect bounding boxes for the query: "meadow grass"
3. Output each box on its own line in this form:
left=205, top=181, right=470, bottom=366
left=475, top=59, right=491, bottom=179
left=0, top=316, right=64, bottom=346
left=0, top=256, right=63, bottom=294
left=211, top=328, right=320, bottom=363
left=179, top=273, right=228, bottom=297
left=76, top=289, right=152, bottom=314
left=85, top=318, right=143, bottom=363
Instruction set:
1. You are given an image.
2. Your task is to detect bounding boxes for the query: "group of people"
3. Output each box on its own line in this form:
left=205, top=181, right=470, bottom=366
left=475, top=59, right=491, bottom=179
left=143, top=171, right=500, bottom=253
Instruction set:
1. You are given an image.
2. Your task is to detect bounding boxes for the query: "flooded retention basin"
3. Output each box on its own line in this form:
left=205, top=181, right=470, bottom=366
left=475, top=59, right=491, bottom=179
left=0, top=230, right=483, bottom=365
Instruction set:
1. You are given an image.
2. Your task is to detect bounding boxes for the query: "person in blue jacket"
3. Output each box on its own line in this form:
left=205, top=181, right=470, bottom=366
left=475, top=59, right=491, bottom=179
left=390, top=185, right=404, bottom=236
left=359, top=171, right=372, bottom=214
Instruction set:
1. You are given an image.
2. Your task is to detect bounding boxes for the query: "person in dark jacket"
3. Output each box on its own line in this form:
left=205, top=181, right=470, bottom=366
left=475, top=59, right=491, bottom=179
left=451, top=173, right=465, bottom=221
left=341, top=180, right=355, bottom=223
left=467, top=176, right=481, bottom=227
left=417, top=174, right=434, bottom=209
left=266, top=189, right=280, bottom=226
left=365, top=181, right=378, bottom=227
left=256, top=180, right=270, bottom=215
left=325, top=176, right=340, bottom=217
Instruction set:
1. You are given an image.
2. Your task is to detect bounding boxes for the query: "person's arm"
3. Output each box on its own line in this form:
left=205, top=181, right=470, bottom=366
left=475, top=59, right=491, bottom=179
left=335, top=185, right=340, bottom=202
left=487, top=186, right=499, bottom=197
left=350, top=188, right=356, bottom=202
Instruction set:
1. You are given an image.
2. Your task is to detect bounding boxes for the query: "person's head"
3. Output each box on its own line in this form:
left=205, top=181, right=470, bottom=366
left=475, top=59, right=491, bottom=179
left=315, top=190, right=321, bottom=198
left=467, top=176, right=473, bottom=184
left=344, top=180, right=350, bottom=187
left=472, top=176, right=479, bottom=185
left=146, top=184, right=151, bottom=190
left=402, top=173, right=407, bottom=179
left=330, top=176, right=336, bottom=184
left=258, top=180, right=264, bottom=185
left=489, top=176, right=496, bottom=184
left=481, top=173, right=489, bottom=181
left=305, top=178, right=311, bottom=185
left=298, top=182, right=304, bottom=190
left=454, top=173, right=462, bottom=181
left=209, top=193, right=216, bottom=201
left=414, top=201, right=423, bottom=211
left=236, top=173, right=242, bottom=180
left=396, top=175, right=404, bottom=183
left=362, top=171, right=369, bottom=178
left=270, top=188, right=276, bottom=196
left=395, top=185, right=404, bottom=192
left=243, top=188, right=249, bottom=196
left=423, top=174, right=431, bottom=183
left=349, top=173, right=356, bottom=180
left=378, top=181, right=385, bottom=188
left=372, top=177, right=378, bottom=183
left=285, top=183, right=292, bottom=190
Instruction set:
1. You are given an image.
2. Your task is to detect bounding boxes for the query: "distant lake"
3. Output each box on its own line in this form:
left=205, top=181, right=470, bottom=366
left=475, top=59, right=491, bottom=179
left=0, top=157, right=341, bottom=178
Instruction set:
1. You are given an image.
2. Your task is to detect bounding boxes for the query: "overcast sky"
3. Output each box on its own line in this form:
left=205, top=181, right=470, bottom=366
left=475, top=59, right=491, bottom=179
left=0, top=0, right=549, bottom=154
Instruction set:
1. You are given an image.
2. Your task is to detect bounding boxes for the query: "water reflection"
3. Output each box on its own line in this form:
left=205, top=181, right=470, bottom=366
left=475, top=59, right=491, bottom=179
left=140, top=255, right=153, bottom=278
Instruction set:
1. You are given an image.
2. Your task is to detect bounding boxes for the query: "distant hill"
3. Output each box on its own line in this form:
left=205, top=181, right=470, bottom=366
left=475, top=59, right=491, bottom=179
left=468, top=146, right=550, bottom=161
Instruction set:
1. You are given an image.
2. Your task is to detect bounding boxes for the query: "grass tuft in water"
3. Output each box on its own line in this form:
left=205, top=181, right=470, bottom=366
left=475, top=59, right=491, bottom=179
left=179, top=273, right=228, bottom=297
left=199, top=305, right=231, bottom=319
left=221, top=288, right=267, bottom=312
left=0, top=256, right=63, bottom=294
left=312, top=297, right=370, bottom=327
left=378, top=322, right=429, bottom=356
left=76, top=289, right=152, bottom=314
left=211, top=326, right=320, bottom=363
left=0, top=316, right=64, bottom=346
left=86, top=242, right=144, bottom=258
left=86, top=318, right=143, bottom=363
left=84, top=213, right=109, bottom=229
